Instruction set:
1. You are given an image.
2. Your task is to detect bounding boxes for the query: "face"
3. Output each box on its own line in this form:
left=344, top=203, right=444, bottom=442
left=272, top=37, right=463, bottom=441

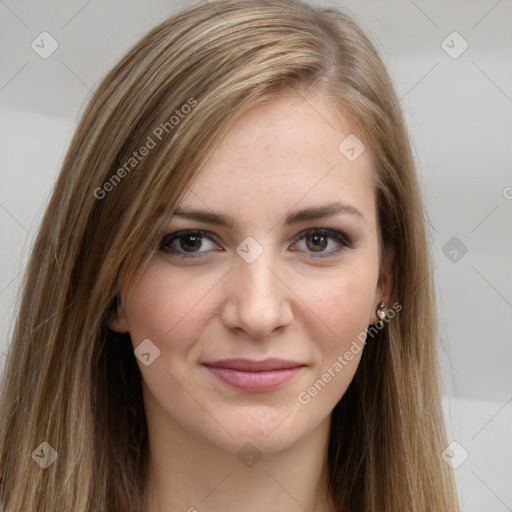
left=113, top=91, right=392, bottom=456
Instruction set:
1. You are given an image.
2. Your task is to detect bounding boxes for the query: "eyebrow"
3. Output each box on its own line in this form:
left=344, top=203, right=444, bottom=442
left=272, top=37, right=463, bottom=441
left=172, top=201, right=365, bottom=229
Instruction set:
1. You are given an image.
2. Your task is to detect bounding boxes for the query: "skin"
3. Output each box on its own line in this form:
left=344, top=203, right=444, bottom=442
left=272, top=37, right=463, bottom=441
left=112, top=90, right=393, bottom=512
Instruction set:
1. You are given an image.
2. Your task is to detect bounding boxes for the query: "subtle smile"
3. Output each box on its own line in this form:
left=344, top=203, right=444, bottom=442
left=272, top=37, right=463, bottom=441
left=202, top=358, right=306, bottom=392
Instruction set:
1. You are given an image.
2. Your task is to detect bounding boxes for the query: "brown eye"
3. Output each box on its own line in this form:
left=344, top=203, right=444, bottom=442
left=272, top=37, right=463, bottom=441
left=305, top=233, right=329, bottom=252
left=160, top=230, right=218, bottom=257
left=293, top=228, right=353, bottom=257
left=178, top=234, right=202, bottom=252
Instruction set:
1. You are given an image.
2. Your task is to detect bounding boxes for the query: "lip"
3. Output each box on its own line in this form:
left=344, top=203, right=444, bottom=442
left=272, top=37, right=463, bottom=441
left=203, top=358, right=306, bottom=392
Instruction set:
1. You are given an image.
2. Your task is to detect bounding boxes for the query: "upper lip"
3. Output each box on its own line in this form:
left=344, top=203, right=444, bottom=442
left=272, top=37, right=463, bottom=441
left=203, top=358, right=305, bottom=372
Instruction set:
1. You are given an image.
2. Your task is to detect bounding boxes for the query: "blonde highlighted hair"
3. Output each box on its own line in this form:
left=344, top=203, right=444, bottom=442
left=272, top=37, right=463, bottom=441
left=0, top=1, right=460, bottom=510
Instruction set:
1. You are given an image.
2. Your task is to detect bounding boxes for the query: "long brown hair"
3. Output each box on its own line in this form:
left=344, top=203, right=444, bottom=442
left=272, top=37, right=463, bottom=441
left=0, top=1, right=460, bottom=510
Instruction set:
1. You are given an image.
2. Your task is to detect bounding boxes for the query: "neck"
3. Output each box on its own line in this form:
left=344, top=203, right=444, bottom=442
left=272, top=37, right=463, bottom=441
left=143, top=406, right=335, bottom=512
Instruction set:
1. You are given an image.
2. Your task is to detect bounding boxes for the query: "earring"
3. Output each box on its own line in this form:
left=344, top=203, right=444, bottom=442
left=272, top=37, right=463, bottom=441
left=375, top=301, right=387, bottom=328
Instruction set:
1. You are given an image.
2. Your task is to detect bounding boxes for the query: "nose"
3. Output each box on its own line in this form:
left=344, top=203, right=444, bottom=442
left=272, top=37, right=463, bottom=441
left=220, top=252, right=294, bottom=339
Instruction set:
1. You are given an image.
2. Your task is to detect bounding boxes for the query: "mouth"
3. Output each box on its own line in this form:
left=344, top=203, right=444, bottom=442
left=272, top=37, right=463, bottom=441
left=202, top=358, right=306, bottom=392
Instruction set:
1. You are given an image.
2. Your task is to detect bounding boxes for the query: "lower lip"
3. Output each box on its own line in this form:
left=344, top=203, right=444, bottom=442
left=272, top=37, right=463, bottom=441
left=204, top=365, right=304, bottom=392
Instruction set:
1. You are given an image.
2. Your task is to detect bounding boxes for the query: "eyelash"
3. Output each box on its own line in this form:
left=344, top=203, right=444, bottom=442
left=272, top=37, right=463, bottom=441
left=159, top=228, right=354, bottom=259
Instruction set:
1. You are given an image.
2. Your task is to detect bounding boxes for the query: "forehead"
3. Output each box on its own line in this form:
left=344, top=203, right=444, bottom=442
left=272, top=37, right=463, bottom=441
left=178, top=92, right=377, bottom=228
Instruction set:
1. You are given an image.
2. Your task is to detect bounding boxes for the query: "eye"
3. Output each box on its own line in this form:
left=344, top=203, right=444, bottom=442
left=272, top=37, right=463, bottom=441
left=159, top=227, right=353, bottom=260
left=159, top=230, right=219, bottom=258
left=291, top=228, right=353, bottom=257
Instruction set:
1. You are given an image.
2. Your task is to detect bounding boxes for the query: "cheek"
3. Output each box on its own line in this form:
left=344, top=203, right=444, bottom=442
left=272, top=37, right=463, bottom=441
left=300, top=262, right=377, bottom=339
left=123, top=259, right=217, bottom=355
left=122, top=260, right=217, bottom=416
left=298, top=263, right=377, bottom=396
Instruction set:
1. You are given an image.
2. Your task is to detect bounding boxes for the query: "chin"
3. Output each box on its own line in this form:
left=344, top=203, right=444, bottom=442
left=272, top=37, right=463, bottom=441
left=205, top=404, right=322, bottom=456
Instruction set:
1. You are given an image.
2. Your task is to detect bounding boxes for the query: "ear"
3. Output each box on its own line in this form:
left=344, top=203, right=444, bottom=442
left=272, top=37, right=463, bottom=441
left=370, top=244, right=395, bottom=324
left=109, top=296, right=130, bottom=333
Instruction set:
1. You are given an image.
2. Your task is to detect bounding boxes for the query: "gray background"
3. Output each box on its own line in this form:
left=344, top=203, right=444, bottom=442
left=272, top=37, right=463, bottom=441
left=1, top=0, right=511, bottom=510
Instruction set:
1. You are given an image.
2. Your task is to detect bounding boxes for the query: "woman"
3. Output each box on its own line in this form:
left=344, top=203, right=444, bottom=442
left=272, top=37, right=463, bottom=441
left=0, top=0, right=461, bottom=510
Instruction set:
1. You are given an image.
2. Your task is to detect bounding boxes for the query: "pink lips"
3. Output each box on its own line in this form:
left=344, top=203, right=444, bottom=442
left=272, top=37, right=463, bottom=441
left=203, top=358, right=305, bottom=392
